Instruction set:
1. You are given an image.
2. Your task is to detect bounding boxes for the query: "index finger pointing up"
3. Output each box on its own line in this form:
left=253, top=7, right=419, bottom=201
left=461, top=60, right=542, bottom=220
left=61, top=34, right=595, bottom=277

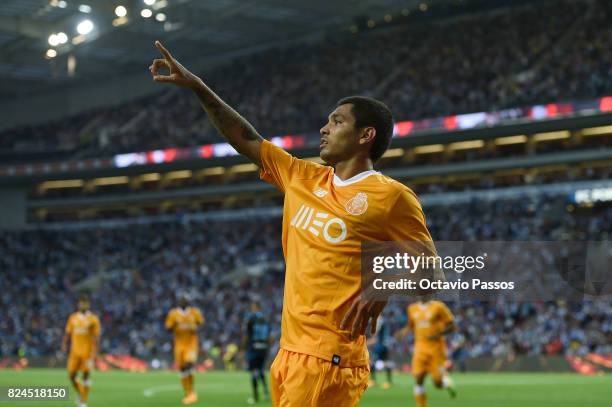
left=155, top=40, right=173, bottom=61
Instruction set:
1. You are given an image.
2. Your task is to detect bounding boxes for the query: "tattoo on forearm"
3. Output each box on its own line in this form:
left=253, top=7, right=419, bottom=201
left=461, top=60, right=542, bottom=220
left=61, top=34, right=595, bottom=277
left=240, top=127, right=259, bottom=141
left=198, top=91, right=261, bottom=143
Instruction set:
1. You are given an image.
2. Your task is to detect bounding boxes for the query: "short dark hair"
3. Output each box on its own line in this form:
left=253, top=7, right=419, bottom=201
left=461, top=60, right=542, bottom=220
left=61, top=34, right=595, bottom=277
left=336, top=96, right=394, bottom=162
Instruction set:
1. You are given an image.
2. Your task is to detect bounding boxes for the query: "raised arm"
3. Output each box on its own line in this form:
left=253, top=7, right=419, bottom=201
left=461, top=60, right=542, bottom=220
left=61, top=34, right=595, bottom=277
left=149, top=41, right=263, bottom=166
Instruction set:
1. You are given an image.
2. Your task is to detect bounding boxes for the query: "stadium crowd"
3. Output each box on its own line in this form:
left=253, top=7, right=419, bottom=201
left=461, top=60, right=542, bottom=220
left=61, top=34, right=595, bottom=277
left=2, top=0, right=612, bottom=158
left=1, top=196, right=610, bottom=363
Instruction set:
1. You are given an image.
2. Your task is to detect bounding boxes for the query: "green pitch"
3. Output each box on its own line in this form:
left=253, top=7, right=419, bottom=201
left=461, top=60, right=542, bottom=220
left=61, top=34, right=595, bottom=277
left=0, top=369, right=610, bottom=407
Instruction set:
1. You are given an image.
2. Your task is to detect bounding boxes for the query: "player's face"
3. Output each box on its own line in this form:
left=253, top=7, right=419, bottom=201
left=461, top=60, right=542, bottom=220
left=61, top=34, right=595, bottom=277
left=78, top=299, right=89, bottom=312
left=319, top=104, right=362, bottom=165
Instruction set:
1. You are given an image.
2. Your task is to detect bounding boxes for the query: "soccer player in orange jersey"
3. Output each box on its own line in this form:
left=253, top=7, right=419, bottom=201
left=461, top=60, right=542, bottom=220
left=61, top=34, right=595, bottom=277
left=165, top=295, right=204, bottom=405
left=62, top=295, right=100, bottom=407
left=150, top=41, right=434, bottom=406
left=396, top=300, right=457, bottom=407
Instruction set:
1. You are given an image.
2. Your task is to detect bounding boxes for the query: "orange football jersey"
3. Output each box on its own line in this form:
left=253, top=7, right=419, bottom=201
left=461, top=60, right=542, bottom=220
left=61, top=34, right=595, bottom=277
left=407, top=301, right=454, bottom=352
left=165, top=307, right=204, bottom=347
left=65, top=311, right=101, bottom=357
left=259, top=140, right=433, bottom=367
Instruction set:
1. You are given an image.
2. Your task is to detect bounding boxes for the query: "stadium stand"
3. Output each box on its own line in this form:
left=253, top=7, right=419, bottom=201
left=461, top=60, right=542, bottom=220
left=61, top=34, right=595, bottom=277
left=1, top=0, right=611, bottom=158
left=1, top=196, right=610, bottom=362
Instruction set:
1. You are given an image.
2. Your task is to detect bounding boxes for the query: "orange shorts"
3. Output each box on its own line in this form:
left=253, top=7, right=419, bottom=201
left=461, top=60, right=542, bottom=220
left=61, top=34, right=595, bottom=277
left=270, top=349, right=369, bottom=407
left=411, top=348, right=447, bottom=382
left=175, top=345, right=198, bottom=369
left=67, top=354, right=94, bottom=374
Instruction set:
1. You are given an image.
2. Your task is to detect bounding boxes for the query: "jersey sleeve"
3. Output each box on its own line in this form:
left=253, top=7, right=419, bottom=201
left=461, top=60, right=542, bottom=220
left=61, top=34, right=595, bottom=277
left=259, top=139, right=323, bottom=192
left=437, top=302, right=454, bottom=325
left=92, top=315, right=101, bottom=337
left=194, top=308, right=204, bottom=326
left=65, top=315, right=73, bottom=334
left=385, top=188, right=437, bottom=267
left=386, top=188, right=433, bottom=243
left=164, top=310, right=175, bottom=330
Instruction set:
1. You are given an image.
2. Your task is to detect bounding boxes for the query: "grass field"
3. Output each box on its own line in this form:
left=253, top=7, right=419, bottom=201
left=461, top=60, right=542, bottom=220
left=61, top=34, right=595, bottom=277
left=0, top=369, right=610, bottom=407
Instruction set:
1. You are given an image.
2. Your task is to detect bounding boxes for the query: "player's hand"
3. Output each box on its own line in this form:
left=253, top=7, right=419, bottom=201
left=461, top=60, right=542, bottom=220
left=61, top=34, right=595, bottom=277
left=340, top=296, right=387, bottom=340
left=149, top=41, right=202, bottom=89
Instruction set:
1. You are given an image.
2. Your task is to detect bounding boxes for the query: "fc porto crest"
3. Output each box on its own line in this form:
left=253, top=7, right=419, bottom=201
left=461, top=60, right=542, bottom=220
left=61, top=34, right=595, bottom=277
left=345, top=192, right=368, bottom=216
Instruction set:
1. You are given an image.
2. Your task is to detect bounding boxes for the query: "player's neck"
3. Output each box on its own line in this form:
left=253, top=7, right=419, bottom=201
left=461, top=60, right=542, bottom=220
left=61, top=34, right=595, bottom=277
left=333, top=156, right=373, bottom=181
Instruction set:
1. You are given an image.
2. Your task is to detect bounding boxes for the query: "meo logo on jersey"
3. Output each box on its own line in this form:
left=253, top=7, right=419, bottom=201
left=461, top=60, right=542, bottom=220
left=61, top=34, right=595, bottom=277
left=290, top=204, right=347, bottom=244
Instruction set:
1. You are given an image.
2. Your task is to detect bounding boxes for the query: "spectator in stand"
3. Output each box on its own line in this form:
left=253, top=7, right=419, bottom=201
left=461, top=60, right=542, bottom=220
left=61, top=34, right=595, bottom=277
left=1, top=0, right=611, bottom=159
left=1, top=196, right=610, bottom=361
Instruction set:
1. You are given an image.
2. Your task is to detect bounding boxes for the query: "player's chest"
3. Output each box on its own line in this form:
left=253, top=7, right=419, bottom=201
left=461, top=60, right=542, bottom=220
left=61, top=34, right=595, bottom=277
left=175, top=313, right=196, bottom=328
left=73, top=318, right=93, bottom=334
left=284, top=182, right=386, bottom=245
left=413, top=308, right=436, bottom=326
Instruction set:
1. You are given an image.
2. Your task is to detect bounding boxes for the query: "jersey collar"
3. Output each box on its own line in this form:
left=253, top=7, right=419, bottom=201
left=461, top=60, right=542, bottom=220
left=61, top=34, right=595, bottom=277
left=333, top=169, right=379, bottom=187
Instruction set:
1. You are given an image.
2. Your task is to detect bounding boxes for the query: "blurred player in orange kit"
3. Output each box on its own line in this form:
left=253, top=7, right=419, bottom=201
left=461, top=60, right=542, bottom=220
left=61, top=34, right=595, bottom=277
left=150, top=40, right=435, bottom=406
left=396, top=300, right=457, bottom=407
left=165, top=294, right=204, bottom=405
left=62, top=295, right=100, bottom=407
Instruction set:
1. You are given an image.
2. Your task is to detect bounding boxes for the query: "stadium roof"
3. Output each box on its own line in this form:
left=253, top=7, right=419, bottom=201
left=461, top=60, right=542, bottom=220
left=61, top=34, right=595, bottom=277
left=1, top=0, right=459, bottom=98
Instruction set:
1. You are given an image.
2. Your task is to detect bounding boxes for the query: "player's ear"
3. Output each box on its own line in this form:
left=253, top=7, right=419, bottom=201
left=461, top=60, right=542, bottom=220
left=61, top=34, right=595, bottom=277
left=359, top=127, right=376, bottom=145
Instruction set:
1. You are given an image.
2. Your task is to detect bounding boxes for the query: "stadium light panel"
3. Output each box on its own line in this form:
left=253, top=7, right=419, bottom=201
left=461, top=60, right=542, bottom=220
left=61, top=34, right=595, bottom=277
left=72, top=35, right=86, bottom=45
left=581, top=125, right=612, bottom=136
left=143, top=0, right=156, bottom=5
left=93, top=176, right=129, bottom=186
left=48, top=34, right=59, bottom=46
left=115, top=5, right=128, bottom=17
left=382, top=148, right=404, bottom=158
left=56, top=32, right=68, bottom=44
left=164, top=170, right=192, bottom=180
left=76, top=19, right=94, bottom=35
left=78, top=4, right=92, bottom=13
left=155, top=13, right=166, bottom=22
left=40, top=179, right=84, bottom=189
left=231, top=163, right=258, bottom=173
left=533, top=131, right=570, bottom=142
left=304, top=156, right=325, bottom=164
left=141, top=173, right=161, bottom=182
left=494, top=135, right=527, bottom=145
left=414, top=144, right=444, bottom=154
left=57, top=0, right=67, bottom=8
left=45, top=49, right=58, bottom=58
left=141, top=9, right=153, bottom=18
left=112, top=17, right=129, bottom=27
left=201, top=167, right=225, bottom=176
left=449, top=140, right=485, bottom=150
left=152, top=0, right=167, bottom=10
